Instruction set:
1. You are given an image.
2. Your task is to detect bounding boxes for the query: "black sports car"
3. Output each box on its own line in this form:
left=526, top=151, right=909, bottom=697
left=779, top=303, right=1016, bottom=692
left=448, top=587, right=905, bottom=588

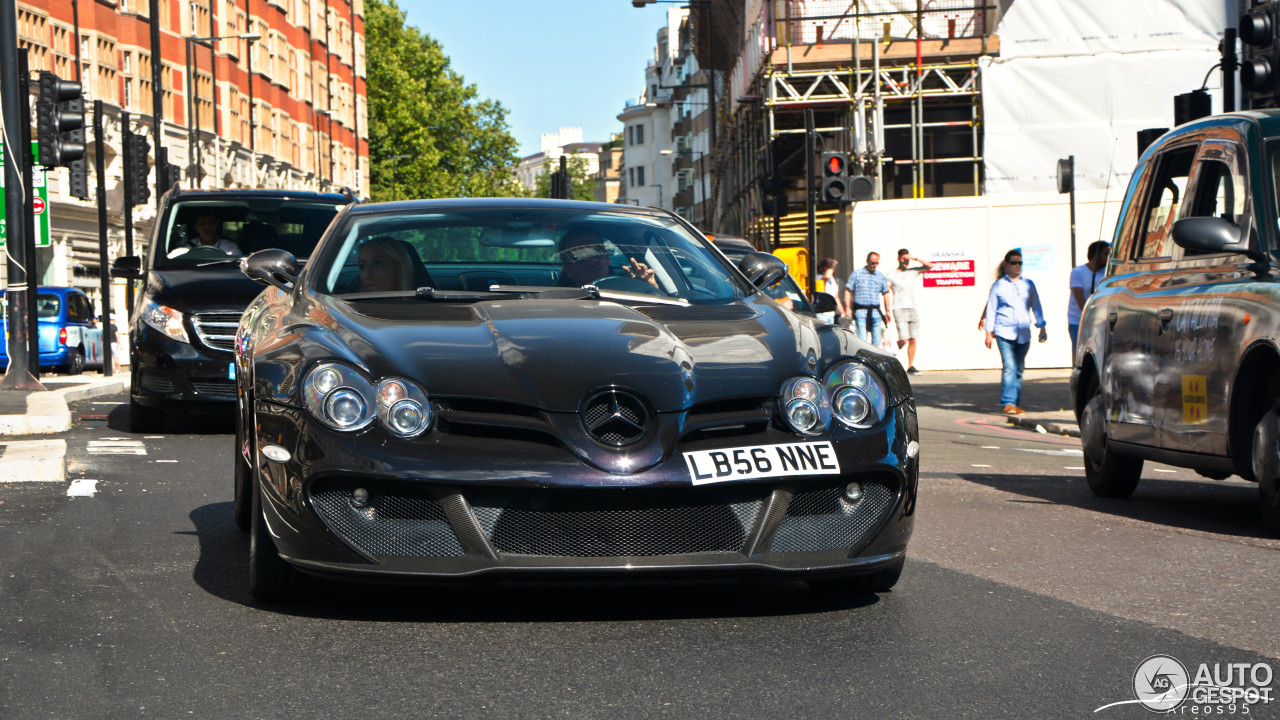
left=235, top=198, right=918, bottom=602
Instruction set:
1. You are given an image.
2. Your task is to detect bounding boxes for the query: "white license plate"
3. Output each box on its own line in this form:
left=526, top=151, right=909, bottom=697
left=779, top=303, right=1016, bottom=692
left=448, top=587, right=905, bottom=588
left=228, top=362, right=236, bottom=380
left=683, top=441, right=840, bottom=485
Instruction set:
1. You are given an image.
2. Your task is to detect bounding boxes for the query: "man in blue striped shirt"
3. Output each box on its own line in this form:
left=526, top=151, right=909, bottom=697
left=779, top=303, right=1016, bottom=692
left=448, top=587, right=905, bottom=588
left=842, top=252, right=893, bottom=347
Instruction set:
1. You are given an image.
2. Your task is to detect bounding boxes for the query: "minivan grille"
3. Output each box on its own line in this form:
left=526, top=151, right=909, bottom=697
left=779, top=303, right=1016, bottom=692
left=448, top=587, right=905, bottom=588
left=191, top=312, right=241, bottom=353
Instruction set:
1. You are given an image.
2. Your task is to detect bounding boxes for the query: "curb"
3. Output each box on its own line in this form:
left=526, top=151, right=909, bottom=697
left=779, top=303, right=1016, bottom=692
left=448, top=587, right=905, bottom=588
left=0, top=376, right=129, bottom=436
left=1008, top=414, right=1080, bottom=438
left=0, top=439, right=67, bottom=482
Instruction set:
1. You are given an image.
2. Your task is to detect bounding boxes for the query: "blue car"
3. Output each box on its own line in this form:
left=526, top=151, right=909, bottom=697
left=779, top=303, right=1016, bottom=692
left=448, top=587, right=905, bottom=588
left=0, top=287, right=104, bottom=374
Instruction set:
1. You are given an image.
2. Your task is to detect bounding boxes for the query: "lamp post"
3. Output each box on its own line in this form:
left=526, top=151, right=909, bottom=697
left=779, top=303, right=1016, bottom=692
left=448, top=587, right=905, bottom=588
left=387, top=154, right=409, bottom=200
left=185, top=31, right=259, bottom=187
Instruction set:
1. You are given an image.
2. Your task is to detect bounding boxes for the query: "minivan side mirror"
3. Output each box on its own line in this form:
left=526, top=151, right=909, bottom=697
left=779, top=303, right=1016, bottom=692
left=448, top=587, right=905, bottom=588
left=111, top=255, right=143, bottom=280
left=1171, top=217, right=1251, bottom=255
left=241, top=249, right=299, bottom=291
left=737, top=252, right=789, bottom=290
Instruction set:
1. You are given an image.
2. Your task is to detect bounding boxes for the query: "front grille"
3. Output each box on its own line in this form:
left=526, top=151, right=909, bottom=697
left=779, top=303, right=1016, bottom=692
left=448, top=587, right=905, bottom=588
left=190, top=312, right=240, bottom=353
left=191, top=380, right=236, bottom=399
left=769, top=480, right=894, bottom=553
left=312, top=488, right=465, bottom=558
left=469, top=486, right=762, bottom=557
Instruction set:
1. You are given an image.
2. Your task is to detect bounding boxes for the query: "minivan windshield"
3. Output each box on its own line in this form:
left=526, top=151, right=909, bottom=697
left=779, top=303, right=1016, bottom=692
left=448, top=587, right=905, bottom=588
left=154, top=198, right=345, bottom=269
left=316, top=207, right=750, bottom=303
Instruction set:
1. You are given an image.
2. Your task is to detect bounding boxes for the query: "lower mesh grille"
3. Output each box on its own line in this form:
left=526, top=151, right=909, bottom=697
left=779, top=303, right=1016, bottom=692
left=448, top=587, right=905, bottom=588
left=469, top=488, right=762, bottom=557
left=769, top=481, right=894, bottom=553
left=312, top=489, right=465, bottom=558
left=191, top=380, right=236, bottom=399
left=139, top=371, right=174, bottom=393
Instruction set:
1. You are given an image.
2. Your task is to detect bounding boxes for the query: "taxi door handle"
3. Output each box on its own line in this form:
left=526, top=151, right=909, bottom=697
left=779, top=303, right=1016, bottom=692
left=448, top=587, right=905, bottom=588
left=1107, top=312, right=1118, bottom=328
left=1158, top=308, right=1173, bottom=332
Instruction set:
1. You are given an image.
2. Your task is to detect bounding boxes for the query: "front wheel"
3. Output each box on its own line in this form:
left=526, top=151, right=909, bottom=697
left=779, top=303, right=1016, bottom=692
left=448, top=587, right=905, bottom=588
left=128, top=399, right=163, bottom=433
left=233, top=408, right=253, bottom=532
left=249, top=483, right=295, bottom=603
left=1251, top=407, right=1280, bottom=537
left=1080, top=387, right=1143, bottom=498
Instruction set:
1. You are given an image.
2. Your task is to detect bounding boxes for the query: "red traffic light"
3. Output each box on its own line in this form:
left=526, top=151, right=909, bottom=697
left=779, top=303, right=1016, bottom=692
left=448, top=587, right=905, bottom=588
left=826, top=155, right=845, bottom=176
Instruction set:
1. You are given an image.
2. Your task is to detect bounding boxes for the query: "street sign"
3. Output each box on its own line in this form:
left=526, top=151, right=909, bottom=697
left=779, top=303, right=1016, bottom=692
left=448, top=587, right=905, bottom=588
left=0, top=141, right=51, bottom=248
left=32, top=196, right=45, bottom=214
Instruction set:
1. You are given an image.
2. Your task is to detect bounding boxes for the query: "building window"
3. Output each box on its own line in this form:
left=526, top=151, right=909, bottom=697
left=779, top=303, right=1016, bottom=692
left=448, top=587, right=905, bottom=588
left=635, top=124, right=644, bottom=145
left=628, top=168, right=634, bottom=187
left=636, top=166, right=645, bottom=186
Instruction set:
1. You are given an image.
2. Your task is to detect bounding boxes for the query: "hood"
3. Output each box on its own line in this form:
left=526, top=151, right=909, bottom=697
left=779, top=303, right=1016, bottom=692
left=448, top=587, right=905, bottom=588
left=146, top=267, right=268, bottom=315
left=311, top=294, right=827, bottom=413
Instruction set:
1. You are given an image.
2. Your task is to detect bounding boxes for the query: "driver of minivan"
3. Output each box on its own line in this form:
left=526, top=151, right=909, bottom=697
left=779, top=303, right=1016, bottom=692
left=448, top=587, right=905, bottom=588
left=557, top=227, right=657, bottom=288
left=168, top=212, right=242, bottom=258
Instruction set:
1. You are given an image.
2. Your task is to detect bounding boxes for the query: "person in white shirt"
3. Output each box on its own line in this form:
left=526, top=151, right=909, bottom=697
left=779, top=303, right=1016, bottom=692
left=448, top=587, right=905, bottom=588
left=884, top=248, right=932, bottom=375
left=1067, top=241, right=1110, bottom=358
left=814, top=257, right=847, bottom=324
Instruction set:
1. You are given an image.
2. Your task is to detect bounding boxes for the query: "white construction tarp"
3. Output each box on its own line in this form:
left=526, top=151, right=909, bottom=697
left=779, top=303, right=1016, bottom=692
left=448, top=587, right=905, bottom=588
left=982, top=0, right=1229, bottom=194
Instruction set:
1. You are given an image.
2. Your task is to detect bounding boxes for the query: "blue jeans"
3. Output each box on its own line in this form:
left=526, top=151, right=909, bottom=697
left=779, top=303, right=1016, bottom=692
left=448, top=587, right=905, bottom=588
left=1068, top=323, right=1080, bottom=359
left=853, top=308, right=884, bottom=346
left=995, top=336, right=1030, bottom=407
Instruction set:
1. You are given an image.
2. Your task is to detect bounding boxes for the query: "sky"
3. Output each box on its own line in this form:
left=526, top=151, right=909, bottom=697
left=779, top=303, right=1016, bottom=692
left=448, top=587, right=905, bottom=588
left=396, top=0, right=676, bottom=158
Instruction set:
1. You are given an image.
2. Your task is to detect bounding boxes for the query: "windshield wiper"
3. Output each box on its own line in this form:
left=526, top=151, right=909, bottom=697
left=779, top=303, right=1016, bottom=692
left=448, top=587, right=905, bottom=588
left=195, top=258, right=243, bottom=267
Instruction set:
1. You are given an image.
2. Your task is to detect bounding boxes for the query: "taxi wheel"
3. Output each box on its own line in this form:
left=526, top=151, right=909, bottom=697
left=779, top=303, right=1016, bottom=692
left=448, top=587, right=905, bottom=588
left=249, top=482, right=295, bottom=603
left=1080, top=388, right=1142, bottom=498
left=1250, top=408, right=1280, bottom=536
left=61, top=347, right=84, bottom=375
left=810, top=558, right=905, bottom=594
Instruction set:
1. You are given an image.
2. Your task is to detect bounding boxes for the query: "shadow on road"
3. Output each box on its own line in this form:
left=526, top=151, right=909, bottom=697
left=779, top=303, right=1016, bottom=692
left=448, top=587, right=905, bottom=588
left=910, top=377, right=1074, bottom=416
left=953, top=471, right=1276, bottom=541
left=188, top=501, right=888, bottom=621
left=107, top=404, right=235, bottom=435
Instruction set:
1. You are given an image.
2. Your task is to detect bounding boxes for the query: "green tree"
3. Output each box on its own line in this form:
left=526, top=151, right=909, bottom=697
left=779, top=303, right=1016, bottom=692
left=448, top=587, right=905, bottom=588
left=365, top=0, right=522, bottom=200
left=533, top=154, right=596, bottom=202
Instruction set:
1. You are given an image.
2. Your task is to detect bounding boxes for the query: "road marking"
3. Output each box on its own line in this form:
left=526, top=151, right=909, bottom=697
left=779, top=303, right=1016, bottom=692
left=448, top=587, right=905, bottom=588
left=972, top=464, right=992, bottom=468
left=144, top=436, right=164, bottom=439
left=88, top=440, right=146, bottom=455
left=1014, top=448, right=1084, bottom=457
left=1153, top=468, right=1177, bottom=473
left=981, top=445, right=1000, bottom=449
left=1065, top=466, right=1085, bottom=470
left=67, top=479, right=97, bottom=497
left=155, top=459, right=178, bottom=463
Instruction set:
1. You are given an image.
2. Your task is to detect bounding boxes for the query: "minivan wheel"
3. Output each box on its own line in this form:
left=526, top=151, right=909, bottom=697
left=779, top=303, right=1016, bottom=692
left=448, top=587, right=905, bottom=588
left=1081, top=387, right=1143, bottom=498
left=128, top=399, right=163, bottom=433
left=249, top=483, right=295, bottom=603
left=233, top=399, right=253, bottom=531
left=1251, top=407, right=1280, bottom=536
left=61, top=347, right=84, bottom=375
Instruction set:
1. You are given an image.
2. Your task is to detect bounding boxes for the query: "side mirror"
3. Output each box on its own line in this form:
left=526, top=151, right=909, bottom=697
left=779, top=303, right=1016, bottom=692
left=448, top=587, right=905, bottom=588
left=737, top=252, right=789, bottom=290
left=110, top=255, right=143, bottom=280
left=811, top=292, right=838, bottom=314
left=1171, top=217, right=1249, bottom=255
left=241, top=249, right=299, bottom=291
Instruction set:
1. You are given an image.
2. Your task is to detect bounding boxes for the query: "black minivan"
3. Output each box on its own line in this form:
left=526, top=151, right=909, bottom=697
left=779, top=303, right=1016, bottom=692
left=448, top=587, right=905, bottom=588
left=112, top=188, right=352, bottom=431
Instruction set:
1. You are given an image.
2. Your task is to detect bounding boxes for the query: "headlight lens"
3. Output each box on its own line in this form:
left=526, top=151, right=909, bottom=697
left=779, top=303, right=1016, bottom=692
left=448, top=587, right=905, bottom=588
left=140, top=300, right=189, bottom=343
left=375, top=378, right=432, bottom=438
left=824, top=360, right=889, bottom=429
left=302, top=363, right=375, bottom=432
left=780, top=376, right=830, bottom=435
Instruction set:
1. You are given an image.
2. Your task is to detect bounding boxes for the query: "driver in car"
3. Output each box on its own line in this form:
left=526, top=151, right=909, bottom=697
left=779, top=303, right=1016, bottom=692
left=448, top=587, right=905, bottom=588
left=168, top=212, right=242, bottom=258
left=557, top=227, right=658, bottom=289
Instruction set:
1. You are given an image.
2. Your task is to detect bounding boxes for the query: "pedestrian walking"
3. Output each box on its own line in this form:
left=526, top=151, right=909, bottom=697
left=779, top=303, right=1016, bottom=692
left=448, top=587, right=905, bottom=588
left=1068, top=240, right=1110, bottom=358
left=983, top=249, right=1046, bottom=415
left=814, top=257, right=847, bottom=324
left=885, top=248, right=932, bottom=375
left=843, top=252, right=893, bottom=346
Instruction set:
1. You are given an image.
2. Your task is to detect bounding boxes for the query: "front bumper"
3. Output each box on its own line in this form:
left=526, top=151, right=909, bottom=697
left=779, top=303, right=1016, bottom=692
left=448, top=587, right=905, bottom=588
left=130, top=324, right=237, bottom=409
left=252, top=399, right=918, bottom=583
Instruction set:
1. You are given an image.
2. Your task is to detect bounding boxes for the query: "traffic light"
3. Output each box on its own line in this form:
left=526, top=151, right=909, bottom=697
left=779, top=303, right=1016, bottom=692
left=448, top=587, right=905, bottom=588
left=1241, top=2, right=1280, bottom=109
left=819, top=152, right=850, bottom=204
left=123, top=129, right=151, bottom=207
left=35, top=71, right=85, bottom=167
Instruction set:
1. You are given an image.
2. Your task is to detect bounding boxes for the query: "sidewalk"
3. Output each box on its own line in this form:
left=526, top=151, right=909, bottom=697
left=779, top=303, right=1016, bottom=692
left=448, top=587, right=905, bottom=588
left=0, top=371, right=129, bottom=483
left=907, top=367, right=1080, bottom=438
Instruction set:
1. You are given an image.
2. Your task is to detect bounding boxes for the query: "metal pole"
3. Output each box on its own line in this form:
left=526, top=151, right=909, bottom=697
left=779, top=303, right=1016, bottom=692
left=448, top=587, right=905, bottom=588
left=0, top=0, right=40, bottom=390
left=805, top=108, right=817, bottom=298
left=1223, top=27, right=1237, bottom=113
left=123, top=112, right=135, bottom=316
left=186, top=39, right=195, bottom=187
left=94, top=100, right=112, bottom=376
left=19, top=51, right=38, bottom=377
left=72, top=0, right=82, bottom=82
left=1068, top=154, right=1078, bottom=267
left=149, top=0, right=163, bottom=210
left=247, top=35, right=255, bottom=155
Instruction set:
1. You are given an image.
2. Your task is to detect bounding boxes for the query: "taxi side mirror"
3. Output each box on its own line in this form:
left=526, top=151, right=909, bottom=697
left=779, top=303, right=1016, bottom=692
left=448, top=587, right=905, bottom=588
left=1171, top=217, right=1248, bottom=255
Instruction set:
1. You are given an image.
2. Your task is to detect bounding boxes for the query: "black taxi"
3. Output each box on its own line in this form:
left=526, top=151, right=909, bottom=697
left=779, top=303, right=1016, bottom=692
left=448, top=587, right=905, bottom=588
left=1072, top=110, right=1280, bottom=534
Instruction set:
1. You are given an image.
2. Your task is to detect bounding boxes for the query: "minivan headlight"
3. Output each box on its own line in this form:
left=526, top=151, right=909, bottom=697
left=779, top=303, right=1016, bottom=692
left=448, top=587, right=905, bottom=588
left=140, top=300, right=189, bottom=343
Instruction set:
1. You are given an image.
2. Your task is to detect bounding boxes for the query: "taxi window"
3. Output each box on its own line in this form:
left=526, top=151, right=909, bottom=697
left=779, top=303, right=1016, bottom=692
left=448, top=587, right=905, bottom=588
left=1113, top=161, right=1151, bottom=262
left=1137, top=144, right=1196, bottom=260
left=1182, top=140, right=1252, bottom=257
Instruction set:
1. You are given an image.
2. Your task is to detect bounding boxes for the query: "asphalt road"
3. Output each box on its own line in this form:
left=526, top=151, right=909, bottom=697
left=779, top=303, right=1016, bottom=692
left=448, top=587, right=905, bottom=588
left=0, top=381, right=1277, bottom=719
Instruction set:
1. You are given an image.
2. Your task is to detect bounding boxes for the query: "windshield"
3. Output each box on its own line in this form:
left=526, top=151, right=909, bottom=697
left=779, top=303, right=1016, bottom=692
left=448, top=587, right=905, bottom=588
left=316, top=207, right=749, bottom=303
left=153, top=198, right=345, bottom=269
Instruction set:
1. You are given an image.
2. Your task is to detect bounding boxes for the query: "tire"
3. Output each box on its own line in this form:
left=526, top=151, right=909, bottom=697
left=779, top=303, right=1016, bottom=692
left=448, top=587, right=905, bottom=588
left=1080, top=386, right=1143, bottom=498
left=233, top=416, right=253, bottom=532
left=61, top=347, right=84, bottom=375
left=249, top=481, right=294, bottom=603
left=810, top=557, right=905, bottom=594
left=128, top=399, right=163, bottom=433
left=1251, top=407, right=1280, bottom=537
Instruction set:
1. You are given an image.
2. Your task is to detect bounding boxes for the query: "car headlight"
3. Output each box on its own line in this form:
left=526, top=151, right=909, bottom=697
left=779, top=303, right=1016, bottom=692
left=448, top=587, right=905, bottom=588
left=374, top=378, right=432, bottom=438
left=779, top=376, right=830, bottom=435
left=140, top=300, right=189, bottom=343
left=823, top=360, right=888, bottom=429
left=302, top=363, right=375, bottom=432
